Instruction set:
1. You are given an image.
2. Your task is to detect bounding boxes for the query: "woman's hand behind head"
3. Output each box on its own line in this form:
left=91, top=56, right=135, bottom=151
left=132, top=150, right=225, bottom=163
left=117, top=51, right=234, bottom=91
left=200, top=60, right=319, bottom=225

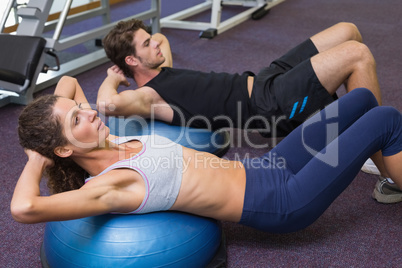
left=24, top=149, right=54, bottom=168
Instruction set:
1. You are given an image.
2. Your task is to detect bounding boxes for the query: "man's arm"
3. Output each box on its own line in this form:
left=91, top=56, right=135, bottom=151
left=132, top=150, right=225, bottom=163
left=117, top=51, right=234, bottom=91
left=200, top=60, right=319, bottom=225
left=97, top=65, right=153, bottom=117
left=152, top=33, right=173, bottom=68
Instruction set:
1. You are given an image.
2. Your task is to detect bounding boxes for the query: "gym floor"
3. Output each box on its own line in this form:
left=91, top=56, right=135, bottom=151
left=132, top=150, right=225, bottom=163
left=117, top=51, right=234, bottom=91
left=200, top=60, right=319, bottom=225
left=1, top=0, right=401, bottom=267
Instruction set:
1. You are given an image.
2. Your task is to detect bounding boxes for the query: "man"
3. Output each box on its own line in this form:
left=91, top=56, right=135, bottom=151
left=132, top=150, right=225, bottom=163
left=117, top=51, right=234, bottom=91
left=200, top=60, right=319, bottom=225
left=98, top=19, right=381, bottom=137
left=97, top=19, right=401, bottom=204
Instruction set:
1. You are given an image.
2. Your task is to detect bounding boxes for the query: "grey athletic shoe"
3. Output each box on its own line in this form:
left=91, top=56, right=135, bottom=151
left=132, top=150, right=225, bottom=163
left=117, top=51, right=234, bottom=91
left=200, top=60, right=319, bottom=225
left=372, top=177, right=402, bottom=204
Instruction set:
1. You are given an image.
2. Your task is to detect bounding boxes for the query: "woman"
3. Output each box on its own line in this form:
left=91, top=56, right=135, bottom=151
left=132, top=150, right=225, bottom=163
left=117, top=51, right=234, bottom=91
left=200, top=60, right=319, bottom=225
left=11, top=76, right=401, bottom=233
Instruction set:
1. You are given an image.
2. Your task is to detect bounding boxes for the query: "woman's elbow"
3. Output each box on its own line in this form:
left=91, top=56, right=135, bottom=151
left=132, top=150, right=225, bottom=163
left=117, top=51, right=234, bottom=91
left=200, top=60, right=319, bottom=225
left=10, top=201, right=38, bottom=224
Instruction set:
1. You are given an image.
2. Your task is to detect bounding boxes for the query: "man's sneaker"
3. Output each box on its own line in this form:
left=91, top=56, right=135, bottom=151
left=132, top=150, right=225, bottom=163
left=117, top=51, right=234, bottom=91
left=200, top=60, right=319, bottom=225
left=372, top=177, right=402, bottom=204
left=361, top=158, right=381, bottom=175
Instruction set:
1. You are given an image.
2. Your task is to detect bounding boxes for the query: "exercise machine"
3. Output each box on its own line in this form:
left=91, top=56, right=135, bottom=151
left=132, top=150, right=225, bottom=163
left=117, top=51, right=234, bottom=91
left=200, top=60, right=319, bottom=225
left=0, top=0, right=53, bottom=106
left=0, top=0, right=161, bottom=107
left=160, top=0, right=285, bottom=39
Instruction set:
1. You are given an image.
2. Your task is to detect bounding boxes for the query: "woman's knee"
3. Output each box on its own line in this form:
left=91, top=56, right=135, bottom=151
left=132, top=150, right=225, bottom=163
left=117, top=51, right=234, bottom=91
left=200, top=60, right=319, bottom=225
left=366, top=106, right=401, bottom=156
left=371, top=106, right=401, bottom=124
left=351, top=87, right=378, bottom=107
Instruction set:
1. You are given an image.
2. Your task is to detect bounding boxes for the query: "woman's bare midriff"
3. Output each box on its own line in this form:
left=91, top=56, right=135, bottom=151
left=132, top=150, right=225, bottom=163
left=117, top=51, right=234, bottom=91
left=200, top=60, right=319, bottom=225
left=171, top=147, right=247, bottom=222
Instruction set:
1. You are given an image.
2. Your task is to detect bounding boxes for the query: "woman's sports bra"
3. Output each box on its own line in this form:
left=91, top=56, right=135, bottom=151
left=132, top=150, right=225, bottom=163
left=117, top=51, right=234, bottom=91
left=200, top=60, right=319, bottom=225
left=85, top=135, right=183, bottom=214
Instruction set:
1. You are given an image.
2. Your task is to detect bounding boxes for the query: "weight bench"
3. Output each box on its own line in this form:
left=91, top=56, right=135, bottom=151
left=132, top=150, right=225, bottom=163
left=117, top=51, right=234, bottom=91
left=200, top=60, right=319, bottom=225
left=0, top=35, right=46, bottom=106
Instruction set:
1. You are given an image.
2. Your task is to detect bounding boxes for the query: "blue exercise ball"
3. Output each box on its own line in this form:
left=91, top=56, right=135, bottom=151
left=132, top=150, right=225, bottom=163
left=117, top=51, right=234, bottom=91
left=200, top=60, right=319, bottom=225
left=107, top=116, right=230, bottom=156
left=41, top=212, right=223, bottom=267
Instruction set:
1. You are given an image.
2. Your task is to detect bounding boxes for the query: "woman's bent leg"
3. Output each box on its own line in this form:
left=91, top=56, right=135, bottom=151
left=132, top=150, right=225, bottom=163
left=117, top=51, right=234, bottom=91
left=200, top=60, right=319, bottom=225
left=240, top=88, right=401, bottom=233
left=281, top=106, right=401, bottom=232
left=274, top=87, right=378, bottom=173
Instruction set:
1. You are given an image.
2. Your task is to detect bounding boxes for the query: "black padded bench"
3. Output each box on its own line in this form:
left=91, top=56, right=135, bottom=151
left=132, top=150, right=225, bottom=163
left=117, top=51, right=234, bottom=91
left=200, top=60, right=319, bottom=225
left=0, top=34, right=46, bottom=105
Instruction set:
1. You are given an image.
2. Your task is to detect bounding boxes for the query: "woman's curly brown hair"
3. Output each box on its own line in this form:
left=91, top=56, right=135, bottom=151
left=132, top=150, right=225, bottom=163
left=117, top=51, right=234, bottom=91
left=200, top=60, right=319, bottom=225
left=18, top=95, right=86, bottom=193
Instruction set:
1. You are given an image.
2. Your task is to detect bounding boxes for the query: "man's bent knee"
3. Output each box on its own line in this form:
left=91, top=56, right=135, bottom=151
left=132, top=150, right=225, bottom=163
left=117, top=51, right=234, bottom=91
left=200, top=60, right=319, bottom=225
left=335, top=22, right=362, bottom=42
left=344, top=41, right=375, bottom=64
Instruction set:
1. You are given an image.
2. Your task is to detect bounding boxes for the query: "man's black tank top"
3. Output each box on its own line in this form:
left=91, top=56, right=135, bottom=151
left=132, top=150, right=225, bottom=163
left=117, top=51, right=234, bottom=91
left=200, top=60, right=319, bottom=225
left=144, top=67, right=253, bottom=130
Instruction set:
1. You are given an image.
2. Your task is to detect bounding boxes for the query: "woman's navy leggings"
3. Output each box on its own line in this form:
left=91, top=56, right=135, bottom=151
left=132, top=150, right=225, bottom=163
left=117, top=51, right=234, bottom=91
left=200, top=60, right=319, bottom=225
left=240, top=88, right=401, bottom=233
